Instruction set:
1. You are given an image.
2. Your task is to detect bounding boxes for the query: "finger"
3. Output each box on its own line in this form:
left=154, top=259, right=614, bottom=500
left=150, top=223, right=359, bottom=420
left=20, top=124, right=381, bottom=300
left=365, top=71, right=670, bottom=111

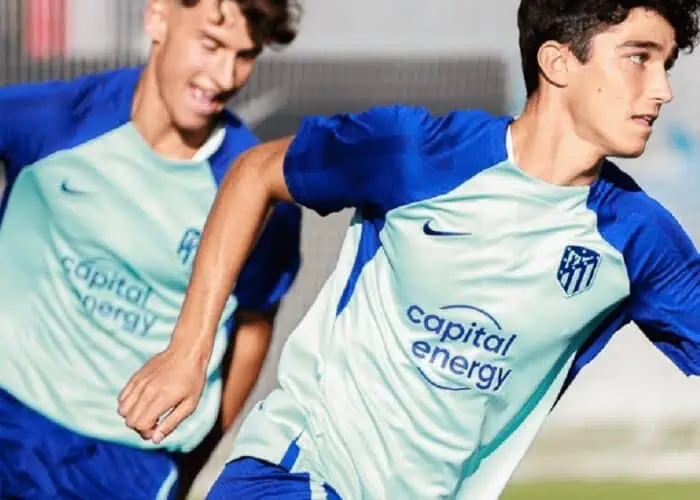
left=152, top=400, right=197, bottom=444
left=118, top=373, right=150, bottom=418
left=118, top=361, right=154, bottom=403
left=139, top=426, right=156, bottom=441
left=127, top=388, right=182, bottom=437
left=118, top=361, right=156, bottom=407
left=122, top=380, right=161, bottom=431
left=118, top=379, right=135, bottom=407
left=140, top=409, right=175, bottom=440
left=144, top=408, right=173, bottom=441
left=132, top=393, right=172, bottom=440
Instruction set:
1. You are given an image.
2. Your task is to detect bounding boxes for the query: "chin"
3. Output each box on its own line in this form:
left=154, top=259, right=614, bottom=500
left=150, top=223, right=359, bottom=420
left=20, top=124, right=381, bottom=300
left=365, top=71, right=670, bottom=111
left=174, top=114, right=216, bottom=135
left=608, top=140, right=648, bottom=159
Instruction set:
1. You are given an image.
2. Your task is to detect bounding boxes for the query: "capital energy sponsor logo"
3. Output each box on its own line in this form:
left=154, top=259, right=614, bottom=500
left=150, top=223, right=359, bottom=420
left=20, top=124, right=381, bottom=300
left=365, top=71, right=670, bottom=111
left=61, top=256, right=160, bottom=336
left=405, top=304, right=517, bottom=393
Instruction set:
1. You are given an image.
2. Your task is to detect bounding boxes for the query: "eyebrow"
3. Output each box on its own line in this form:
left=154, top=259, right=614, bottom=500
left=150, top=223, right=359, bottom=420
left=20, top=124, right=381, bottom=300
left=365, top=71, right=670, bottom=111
left=201, top=28, right=260, bottom=55
left=619, top=40, right=679, bottom=68
left=239, top=46, right=263, bottom=58
left=619, top=40, right=665, bottom=50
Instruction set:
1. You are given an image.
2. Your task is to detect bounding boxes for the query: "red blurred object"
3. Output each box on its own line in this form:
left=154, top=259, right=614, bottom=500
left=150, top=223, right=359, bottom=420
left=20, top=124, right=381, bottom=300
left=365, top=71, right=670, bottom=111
left=25, top=0, right=67, bottom=59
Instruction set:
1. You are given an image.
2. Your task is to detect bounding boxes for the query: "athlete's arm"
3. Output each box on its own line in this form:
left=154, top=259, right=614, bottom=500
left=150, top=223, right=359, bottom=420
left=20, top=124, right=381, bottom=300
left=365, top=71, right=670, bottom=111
left=0, top=81, right=73, bottom=174
left=118, top=105, right=450, bottom=442
left=0, top=88, right=14, bottom=160
left=219, top=200, right=301, bottom=429
left=0, top=85, right=26, bottom=161
left=174, top=308, right=276, bottom=499
left=118, top=137, right=293, bottom=442
left=627, top=208, right=700, bottom=375
left=220, top=309, right=275, bottom=428
left=177, top=212, right=300, bottom=497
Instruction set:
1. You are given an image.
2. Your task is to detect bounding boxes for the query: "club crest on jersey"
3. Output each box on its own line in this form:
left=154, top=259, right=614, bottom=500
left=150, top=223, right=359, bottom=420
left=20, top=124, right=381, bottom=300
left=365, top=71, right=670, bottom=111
left=557, top=245, right=601, bottom=297
left=177, top=228, right=202, bottom=266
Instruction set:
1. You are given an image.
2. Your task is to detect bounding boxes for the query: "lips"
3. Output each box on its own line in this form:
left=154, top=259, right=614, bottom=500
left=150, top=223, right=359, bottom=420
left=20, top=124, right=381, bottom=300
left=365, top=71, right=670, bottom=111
left=188, top=85, right=222, bottom=115
left=631, top=114, right=657, bottom=128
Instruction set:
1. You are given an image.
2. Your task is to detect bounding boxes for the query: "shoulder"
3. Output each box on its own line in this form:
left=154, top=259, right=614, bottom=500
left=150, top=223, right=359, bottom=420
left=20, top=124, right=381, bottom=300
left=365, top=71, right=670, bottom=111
left=592, top=161, right=682, bottom=230
left=1, top=68, right=139, bottom=166
left=283, top=105, right=511, bottom=214
left=289, top=104, right=510, bottom=176
left=1, top=67, right=138, bottom=126
left=590, top=161, right=697, bottom=282
left=295, top=104, right=507, bottom=141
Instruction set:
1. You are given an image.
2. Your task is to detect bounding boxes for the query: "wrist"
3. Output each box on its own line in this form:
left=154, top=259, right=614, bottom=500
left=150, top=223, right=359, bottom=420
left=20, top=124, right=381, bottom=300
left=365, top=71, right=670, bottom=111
left=170, top=323, right=214, bottom=368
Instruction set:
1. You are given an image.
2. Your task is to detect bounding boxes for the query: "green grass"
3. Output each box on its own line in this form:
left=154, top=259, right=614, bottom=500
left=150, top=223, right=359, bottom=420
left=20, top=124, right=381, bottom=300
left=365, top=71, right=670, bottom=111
left=502, top=481, right=700, bottom=500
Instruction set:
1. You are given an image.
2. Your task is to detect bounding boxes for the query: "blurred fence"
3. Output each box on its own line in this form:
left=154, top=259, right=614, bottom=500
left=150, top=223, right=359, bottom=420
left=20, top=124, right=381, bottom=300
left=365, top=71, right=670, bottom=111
left=2, top=1, right=699, bottom=494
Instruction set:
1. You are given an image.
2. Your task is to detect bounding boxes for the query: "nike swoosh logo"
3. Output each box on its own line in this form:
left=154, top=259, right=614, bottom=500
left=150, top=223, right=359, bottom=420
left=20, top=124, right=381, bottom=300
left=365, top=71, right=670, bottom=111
left=60, top=181, right=90, bottom=195
left=423, top=221, right=472, bottom=237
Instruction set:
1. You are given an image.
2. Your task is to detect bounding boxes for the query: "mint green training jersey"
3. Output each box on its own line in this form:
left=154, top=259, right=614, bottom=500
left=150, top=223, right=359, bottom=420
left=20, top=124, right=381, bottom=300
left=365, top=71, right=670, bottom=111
left=229, top=106, right=700, bottom=499
left=0, top=68, right=301, bottom=453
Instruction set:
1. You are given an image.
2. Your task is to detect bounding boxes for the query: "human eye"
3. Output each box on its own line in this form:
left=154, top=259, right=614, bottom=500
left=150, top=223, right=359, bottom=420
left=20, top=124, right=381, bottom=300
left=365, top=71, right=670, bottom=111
left=628, top=53, right=649, bottom=65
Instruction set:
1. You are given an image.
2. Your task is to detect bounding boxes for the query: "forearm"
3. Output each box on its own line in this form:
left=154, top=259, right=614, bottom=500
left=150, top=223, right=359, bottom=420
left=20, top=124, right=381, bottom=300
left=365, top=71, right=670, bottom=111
left=171, top=138, right=292, bottom=358
left=220, top=310, right=275, bottom=430
left=117, top=138, right=294, bottom=442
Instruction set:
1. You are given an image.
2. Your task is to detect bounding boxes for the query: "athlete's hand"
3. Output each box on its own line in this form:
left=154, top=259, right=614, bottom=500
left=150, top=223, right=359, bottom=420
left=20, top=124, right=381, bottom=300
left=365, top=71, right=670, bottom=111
left=118, top=339, right=210, bottom=444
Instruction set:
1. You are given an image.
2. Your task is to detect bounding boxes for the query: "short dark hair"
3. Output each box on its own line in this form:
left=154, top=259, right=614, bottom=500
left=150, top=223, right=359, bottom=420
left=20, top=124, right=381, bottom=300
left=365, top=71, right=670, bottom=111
left=517, top=0, right=700, bottom=96
left=234, top=0, right=300, bottom=47
left=181, top=0, right=300, bottom=48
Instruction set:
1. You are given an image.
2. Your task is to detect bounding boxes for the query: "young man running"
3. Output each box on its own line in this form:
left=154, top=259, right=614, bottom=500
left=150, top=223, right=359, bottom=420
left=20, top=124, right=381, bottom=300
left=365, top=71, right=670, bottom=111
left=121, top=1, right=700, bottom=498
left=0, top=0, right=301, bottom=498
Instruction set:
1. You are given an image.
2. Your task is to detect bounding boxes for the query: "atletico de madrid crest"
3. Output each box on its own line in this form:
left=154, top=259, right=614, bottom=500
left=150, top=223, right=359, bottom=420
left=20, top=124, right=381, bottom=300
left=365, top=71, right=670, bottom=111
left=557, top=245, right=601, bottom=297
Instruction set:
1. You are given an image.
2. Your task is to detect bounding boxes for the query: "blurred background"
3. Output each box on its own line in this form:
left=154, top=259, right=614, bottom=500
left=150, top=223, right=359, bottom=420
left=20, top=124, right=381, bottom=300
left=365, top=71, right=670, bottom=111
left=1, top=1, right=699, bottom=498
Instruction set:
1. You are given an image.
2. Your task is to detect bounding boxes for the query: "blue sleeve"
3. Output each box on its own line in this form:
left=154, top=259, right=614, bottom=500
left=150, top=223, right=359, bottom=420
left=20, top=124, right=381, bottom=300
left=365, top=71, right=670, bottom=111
left=283, top=105, right=501, bottom=216
left=0, top=84, right=36, bottom=164
left=0, top=80, right=78, bottom=178
left=626, top=207, right=700, bottom=375
left=0, top=92, right=12, bottom=158
left=233, top=202, right=302, bottom=313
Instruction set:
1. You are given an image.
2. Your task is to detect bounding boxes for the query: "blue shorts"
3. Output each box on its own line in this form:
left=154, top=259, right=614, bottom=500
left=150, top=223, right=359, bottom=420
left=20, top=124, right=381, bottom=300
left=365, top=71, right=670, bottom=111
left=207, top=457, right=342, bottom=500
left=0, top=389, right=178, bottom=499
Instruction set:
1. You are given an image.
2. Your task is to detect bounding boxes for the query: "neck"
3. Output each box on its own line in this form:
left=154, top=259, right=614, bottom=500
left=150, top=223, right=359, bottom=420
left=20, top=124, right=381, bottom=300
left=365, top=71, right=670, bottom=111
left=510, top=91, right=605, bottom=187
left=131, top=60, right=214, bottom=161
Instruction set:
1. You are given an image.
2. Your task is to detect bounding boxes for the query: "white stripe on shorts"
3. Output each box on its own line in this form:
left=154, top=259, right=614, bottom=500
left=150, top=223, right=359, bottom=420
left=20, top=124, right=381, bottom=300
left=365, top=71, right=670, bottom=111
left=155, top=464, right=178, bottom=500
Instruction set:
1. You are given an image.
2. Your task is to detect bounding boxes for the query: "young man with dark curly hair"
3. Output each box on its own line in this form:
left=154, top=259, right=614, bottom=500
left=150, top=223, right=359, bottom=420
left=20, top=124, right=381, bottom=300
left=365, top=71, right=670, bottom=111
left=0, top=0, right=301, bottom=498
left=120, top=1, right=700, bottom=498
